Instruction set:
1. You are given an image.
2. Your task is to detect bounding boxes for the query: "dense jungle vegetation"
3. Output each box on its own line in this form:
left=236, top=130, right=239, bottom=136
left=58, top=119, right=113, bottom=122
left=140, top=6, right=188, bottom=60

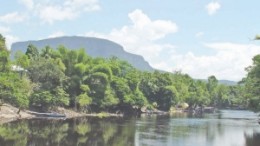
left=0, top=34, right=259, bottom=113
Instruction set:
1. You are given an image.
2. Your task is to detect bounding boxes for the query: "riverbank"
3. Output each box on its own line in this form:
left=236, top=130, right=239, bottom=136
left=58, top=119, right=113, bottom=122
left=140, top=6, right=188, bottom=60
left=0, top=104, right=34, bottom=124
left=0, top=104, right=123, bottom=124
left=50, top=107, right=123, bottom=118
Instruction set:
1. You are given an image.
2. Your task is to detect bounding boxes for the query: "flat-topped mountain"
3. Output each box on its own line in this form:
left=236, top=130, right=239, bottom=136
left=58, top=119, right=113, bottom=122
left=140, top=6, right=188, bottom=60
left=11, top=36, right=154, bottom=71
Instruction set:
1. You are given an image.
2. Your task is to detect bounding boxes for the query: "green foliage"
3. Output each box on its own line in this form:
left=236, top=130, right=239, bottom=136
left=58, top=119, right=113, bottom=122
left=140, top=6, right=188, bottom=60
left=76, top=93, right=92, bottom=107
left=25, top=44, right=39, bottom=59
left=187, top=81, right=210, bottom=107
left=0, top=32, right=251, bottom=112
left=91, top=64, right=113, bottom=81
left=14, top=51, right=30, bottom=68
left=77, top=48, right=89, bottom=63
left=101, top=88, right=119, bottom=108
left=244, top=54, right=260, bottom=111
left=41, top=46, right=53, bottom=59
left=125, top=69, right=141, bottom=91
left=30, top=91, right=53, bottom=108
left=54, top=58, right=66, bottom=72
left=53, top=86, right=70, bottom=106
left=108, top=56, right=122, bottom=76
left=87, top=72, right=109, bottom=99
left=0, top=49, right=10, bottom=72
left=27, top=57, right=66, bottom=90
left=30, top=85, right=69, bottom=110
left=80, top=84, right=90, bottom=93
left=158, top=86, right=179, bottom=110
left=111, top=77, right=131, bottom=101
left=207, top=75, right=218, bottom=105
left=0, top=34, right=7, bottom=51
left=74, top=63, right=87, bottom=76
left=124, top=89, right=147, bottom=107
left=248, top=96, right=260, bottom=110
left=0, top=72, right=32, bottom=109
left=0, top=35, right=32, bottom=109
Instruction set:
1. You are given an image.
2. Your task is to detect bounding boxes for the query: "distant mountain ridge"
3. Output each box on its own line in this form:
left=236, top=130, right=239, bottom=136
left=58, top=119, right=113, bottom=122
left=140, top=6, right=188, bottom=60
left=198, top=79, right=237, bottom=86
left=11, top=36, right=154, bottom=71
left=218, top=80, right=237, bottom=86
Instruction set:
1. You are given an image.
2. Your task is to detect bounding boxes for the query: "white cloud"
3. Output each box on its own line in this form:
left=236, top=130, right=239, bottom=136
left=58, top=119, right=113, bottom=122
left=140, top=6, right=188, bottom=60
left=48, top=31, right=65, bottom=38
left=5, top=35, right=20, bottom=50
left=195, top=32, right=204, bottom=38
left=0, top=26, right=19, bottom=50
left=152, top=61, right=173, bottom=72
left=86, top=9, right=178, bottom=63
left=0, top=26, right=10, bottom=34
left=169, top=42, right=260, bottom=81
left=0, top=12, right=26, bottom=23
left=84, top=9, right=260, bottom=81
left=206, top=2, right=221, bottom=15
left=38, top=6, right=76, bottom=24
left=22, top=0, right=101, bottom=24
left=19, top=0, right=34, bottom=9
left=64, top=0, right=100, bottom=12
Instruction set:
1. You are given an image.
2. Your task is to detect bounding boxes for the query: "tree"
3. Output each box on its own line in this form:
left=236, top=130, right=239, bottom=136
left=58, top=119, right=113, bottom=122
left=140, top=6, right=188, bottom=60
left=215, top=84, right=229, bottom=107
left=0, top=35, right=10, bottom=72
left=25, top=44, right=39, bottom=59
left=111, top=77, right=131, bottom=102
left=170, top=72, right=193, bottom=104
left=123, top=89, right=147, bottom=108
left=0, top=35, right=32, bottom=110
left=100, top=87, right=119, bottom=108
left=14, top=51, right=30, bottom=69
left=76, top=85, right=92, bottom=111
left=53, top=86, right=70, bottom=106
left=0, top=50, right=10, bottom=72
left=9, top=42, right=246, bottom=112
left=244, top=54, right=260, bottom=110
left=41, top=46, right=53, bottom=59
left=91, top=64, right=112, bottom=81
left=158, top=86, right=179, bottom=110
left=207, top=75, right=218, bottom=105
left=186, top=80, right=210, bottom=108
left=0, top=72, right=33, bottom=109
left=27, top=57, right=68, bottom=110
left=87, top=72, right=109, bottom=98
left=0, top=34, right=7, bottom=51
left=108, top=56, right=122, bottom=76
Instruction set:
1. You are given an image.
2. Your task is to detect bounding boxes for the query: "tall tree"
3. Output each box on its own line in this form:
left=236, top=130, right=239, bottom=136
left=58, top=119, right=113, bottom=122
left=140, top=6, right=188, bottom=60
left=0, top=34, right=7, bottom=51
left=25, top=44, right=39, bottom=60
left=0, top=34, right=10, bottom=72
left=207, top=75, right=218, bottom=105
left=244, top=54, right=260, bottom=110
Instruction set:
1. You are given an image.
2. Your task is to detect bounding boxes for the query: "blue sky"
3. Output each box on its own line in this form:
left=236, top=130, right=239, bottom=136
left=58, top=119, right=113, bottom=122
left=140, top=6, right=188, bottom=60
left=1, top=0, right=260, bottom=81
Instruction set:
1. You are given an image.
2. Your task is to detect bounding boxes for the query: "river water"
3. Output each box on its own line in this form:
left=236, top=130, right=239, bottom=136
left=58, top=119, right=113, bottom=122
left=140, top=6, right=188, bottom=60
left=0, top=110, right=259, bottom=146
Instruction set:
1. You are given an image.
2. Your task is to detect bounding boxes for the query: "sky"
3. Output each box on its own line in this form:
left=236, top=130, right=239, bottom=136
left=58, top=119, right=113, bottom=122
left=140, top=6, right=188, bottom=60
left=1, top=0, right=260, bottom=81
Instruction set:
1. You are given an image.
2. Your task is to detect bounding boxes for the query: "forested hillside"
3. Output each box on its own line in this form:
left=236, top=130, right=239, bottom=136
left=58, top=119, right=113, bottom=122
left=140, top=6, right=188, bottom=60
left=1, top=34, right=259, bottom=113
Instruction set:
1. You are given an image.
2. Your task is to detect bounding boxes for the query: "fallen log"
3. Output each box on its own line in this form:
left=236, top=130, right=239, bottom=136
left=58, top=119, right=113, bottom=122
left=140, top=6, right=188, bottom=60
left=27, top=111, right=66, bottom=118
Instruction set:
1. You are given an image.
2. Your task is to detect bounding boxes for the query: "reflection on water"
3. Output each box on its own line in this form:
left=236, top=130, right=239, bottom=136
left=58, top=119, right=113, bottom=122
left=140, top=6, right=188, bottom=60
left=0, top=110, right=259, bottom=146
left=136, top=111, right=260, bottom=146
left=0, top=118, right=135, bottom=146
left=245, top=132, right=260, bottom=146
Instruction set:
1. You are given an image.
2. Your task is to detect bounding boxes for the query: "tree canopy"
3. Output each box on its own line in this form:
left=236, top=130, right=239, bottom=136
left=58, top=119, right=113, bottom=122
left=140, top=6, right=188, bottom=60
left=0, top=33, right=258, bottom=113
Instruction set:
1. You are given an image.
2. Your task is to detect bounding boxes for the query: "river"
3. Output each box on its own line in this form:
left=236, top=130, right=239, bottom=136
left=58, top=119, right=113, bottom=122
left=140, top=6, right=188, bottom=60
left=0, top=110, right=259, bottom=146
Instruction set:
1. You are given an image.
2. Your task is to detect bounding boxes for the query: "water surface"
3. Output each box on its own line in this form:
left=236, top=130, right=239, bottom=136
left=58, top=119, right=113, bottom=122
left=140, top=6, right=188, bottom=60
left=0, top=110, right=259, bottom=146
